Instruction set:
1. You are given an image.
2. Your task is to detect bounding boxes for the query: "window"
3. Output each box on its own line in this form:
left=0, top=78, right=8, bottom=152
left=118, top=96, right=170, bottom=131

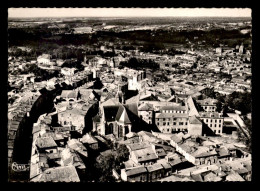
left=219, top=119, right=222, bottom=123
left=173, top=122, right=176, bottom=125
left=210, top=124, right=212, bottom=127
left=173, top=118, right=177, bottom=121
left=163, top=118, right=166, bottom=121
left=214, top=130, right=216, bottom=133
left=218, top=130, right=221, bottom=133
left=167, top=128, right=170, bottom=132
left=163, top=122, right=166, bottom=126
left=215, top=119, right=217, bottom=123
left=157, top=122, right=160, bottom=126
left=185, top=122, right=188, bottom=125
left=219, top=124, right=221, bottom=127
left=215, top=124, right=217, bottom=127
left=167, top=122, right=169, bottom=126
left=179, top=122, right=184, bottom=125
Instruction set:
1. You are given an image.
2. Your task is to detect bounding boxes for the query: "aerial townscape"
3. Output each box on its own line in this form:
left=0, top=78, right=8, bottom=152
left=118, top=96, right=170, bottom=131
left=8, top=8, right=252, bottom=182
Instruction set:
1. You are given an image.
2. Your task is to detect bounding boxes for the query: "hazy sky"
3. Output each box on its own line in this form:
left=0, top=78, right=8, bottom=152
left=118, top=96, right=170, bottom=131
left=8, top=8, right=251, bottom=18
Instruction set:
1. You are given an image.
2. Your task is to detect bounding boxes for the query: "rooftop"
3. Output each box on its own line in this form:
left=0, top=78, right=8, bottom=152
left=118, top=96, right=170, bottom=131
left=36, top=137, right=57, bottom=149
left=125, top=166, right=147, bottom=176
left=31, top=166, right=80, bottom=182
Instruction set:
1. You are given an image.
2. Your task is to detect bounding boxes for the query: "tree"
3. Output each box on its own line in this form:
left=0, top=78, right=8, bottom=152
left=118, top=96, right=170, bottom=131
left=95, top=153, right=116, bottom=182
left=116, top=144, right=129, bottom=162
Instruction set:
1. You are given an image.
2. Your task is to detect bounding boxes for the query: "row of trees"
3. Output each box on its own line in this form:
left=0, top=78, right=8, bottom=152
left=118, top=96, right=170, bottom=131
left=215, top=91, right=252, bottom=115
left=21, top=64, right=60, bottom=81
left=120, top=57, right=159, bottom=70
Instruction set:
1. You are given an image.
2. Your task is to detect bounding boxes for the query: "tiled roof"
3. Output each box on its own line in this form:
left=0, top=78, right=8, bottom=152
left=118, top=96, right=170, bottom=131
left=127, top=141, right=151, bottom=151
left=125, top=166, right=147, bottom=176
left=31, top=166, right=80, bottom=182
left=146, top=163, right=163, bottom=172
left=132, top=147, right=158, bottom=162
left=36, top=137, right=57, bottom=149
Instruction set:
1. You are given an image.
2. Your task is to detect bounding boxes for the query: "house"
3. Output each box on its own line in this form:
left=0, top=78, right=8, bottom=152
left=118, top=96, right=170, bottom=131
left=203, top=172, right=222, bottom=182
left=128, top=71, right=146, bottom=91
left=31, top=166, right=80, bottom=182
left=67, top=139, right=88, bottom=158
left=155, top=112, right=189, bottom=133
left=126, top=141, right=151, bottom=152
left=216, top=147, right=231, bottom=163
left=199, top=112, right=224, bottom=135
left=157, top=159, right=172, bottom=176
left=35, top=137, right=58, bottom=154
left=57, top=101, right=94, bottom=133
left=225, top=172, right=245, bottom=181
left=146, top=163, right=164, bottom=181
left=138, top=103, right=154, bottom=125
left=130, top=146, right=158, bottom=165
left=188, top=116, right=203, bottom=136
left=121, top=166, right=148, bottom=182
left=37, top=54, right=51, bottom=65
left=196, top=98, right=218, bottom=112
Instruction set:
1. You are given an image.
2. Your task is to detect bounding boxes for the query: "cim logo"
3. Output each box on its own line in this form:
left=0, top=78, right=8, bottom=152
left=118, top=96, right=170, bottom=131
left=11, top=162, right=30, bottom=172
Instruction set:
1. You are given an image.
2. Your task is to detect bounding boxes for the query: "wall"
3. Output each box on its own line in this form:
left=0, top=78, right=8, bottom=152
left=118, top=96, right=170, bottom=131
left=201, top=117, right=223, bottom=135
left=188, top=123, right=202, bottom=136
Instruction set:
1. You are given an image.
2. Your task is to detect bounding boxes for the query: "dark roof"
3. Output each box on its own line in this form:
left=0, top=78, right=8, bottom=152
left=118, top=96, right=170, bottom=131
left=124, top=103, right=138, bottom=116
left=191, top=174, right=203, bottom=182
left=115, top=105, right=125, bottom=121
left=103, top=106, right=119, bottom=122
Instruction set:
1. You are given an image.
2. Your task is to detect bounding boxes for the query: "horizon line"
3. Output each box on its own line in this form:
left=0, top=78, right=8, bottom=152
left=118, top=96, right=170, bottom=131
left=8, top=15, right=252, bottom=18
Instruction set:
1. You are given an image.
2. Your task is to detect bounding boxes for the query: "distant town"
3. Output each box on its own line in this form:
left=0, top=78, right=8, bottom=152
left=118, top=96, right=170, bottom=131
left=8, top=15, right=252, bottom=182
